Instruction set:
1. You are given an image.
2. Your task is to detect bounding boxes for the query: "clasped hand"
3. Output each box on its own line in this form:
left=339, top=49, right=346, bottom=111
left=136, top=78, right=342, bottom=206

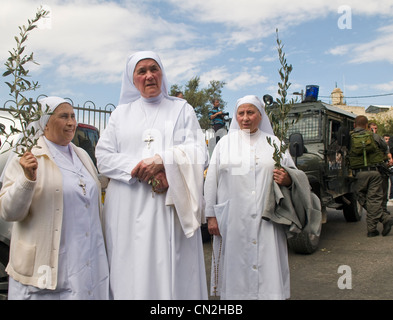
left=131, top=154, right=169, bottom=191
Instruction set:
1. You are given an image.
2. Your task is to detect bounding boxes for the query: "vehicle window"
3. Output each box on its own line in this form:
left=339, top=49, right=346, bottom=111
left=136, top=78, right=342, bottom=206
left=72, top=126, right=98, bottom=166
left=327, top=119, right=343, bottom=170
left=287, top=111, right=321, bottom=141
left=87, top=130, right=99, bottom=147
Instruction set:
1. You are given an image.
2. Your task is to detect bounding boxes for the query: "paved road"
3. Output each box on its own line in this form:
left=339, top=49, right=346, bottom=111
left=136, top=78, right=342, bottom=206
left=289, top=204, right=393, bottom=300
left=203, top=203, right=393, bottom=300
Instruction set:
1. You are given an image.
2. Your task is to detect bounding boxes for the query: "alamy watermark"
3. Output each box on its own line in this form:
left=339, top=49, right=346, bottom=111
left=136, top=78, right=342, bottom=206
left=338, top=265, right=352, bottom=289
left=37, top=265, right=52, bottom=289
left=338, top=5, right=352, bottom=30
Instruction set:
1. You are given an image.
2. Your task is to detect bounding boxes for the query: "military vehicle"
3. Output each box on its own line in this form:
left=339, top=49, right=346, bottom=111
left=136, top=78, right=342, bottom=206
left=282, top=100, right=360, bottom=254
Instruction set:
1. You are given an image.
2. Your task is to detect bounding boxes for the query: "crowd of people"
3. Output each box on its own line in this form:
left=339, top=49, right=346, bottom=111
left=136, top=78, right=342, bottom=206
left=0, top=50, right=391, bottom=300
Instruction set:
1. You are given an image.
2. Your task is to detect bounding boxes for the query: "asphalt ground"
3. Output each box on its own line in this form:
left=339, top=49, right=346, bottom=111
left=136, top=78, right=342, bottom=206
left=203, top=203, right=393, bottom=300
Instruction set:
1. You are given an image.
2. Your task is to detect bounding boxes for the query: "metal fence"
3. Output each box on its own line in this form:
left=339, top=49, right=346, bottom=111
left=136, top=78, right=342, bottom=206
left=1, top=97, right=115, bottom=133
left=63, top=98, right=115, bottom=133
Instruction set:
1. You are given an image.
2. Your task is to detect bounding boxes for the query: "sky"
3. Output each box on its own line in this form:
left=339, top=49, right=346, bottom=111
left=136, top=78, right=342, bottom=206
left=1, top=0, right=393, bottom=121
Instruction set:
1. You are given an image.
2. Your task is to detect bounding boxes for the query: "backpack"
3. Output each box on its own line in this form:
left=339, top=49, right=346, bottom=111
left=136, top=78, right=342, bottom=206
left=348, top=130, right=385, bottom=169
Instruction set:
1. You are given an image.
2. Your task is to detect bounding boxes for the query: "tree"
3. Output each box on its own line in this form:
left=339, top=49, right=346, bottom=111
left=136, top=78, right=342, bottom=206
left=2, top=7, right=49, bottom=156
left=170, top=77, right=226, bottom=130
left=266, top=29, right=296, bottom=167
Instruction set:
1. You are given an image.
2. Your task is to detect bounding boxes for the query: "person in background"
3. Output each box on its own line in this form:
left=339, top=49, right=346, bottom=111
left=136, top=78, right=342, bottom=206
left=383, top=134, right=393, bottom=202
left=95, top=51, right=208, bottom=300
left=0, top=96, right=109, bottom=300
left=349, top=115, right=393, bottom=237
left=208, top=99, right=226, bottom=132
left=375, top=131, right=390, bottom=216
left=367, top=123, right=390, bottom=216
left=369, top=122, right=378, bottom=134
left=175, top=91, right=184, bottom=99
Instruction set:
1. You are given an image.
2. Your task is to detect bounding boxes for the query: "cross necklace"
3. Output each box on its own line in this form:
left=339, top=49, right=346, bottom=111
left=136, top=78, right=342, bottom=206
left=144, top=134, right=154, bottom=149
left=78, top=179, right=87, bottom=195
left=141, top=103, right=160, bottom=149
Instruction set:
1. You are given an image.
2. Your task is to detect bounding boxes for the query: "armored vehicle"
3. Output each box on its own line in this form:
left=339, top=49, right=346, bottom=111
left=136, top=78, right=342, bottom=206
left=284, top=101, right=360, bottom=253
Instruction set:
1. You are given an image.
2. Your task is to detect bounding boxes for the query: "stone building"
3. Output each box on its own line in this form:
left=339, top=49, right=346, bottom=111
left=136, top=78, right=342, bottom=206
left=329, top=86, right=393, bottom=122
left=330, top=87, right=366, bottom=116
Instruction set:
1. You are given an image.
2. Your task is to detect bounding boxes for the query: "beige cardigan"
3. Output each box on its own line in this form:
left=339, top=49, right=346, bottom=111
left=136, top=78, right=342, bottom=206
left=0, top=137, right=102, bottom=289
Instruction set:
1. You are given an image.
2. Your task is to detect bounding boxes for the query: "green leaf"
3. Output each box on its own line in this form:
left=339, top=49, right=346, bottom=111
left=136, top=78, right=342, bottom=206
left=2, top=70, right=12, bottom=77
left=3, top=8, right=48, bottom=156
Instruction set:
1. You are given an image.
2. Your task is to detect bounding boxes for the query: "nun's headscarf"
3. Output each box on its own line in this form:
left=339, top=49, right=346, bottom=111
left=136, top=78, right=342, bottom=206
left=118, top=51, right=172, bottom=105
left=0, top=96, right=71, bottom=183
left=20, top=96, right=72, bottom=144
left=229, top=95, right=274, bottom=135
left=34, top=96, right=71, bottom=135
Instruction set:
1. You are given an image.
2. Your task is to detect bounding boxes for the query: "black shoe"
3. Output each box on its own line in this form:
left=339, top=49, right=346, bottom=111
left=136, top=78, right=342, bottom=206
left=382, top=219, right=393, bottom=236
left=367, top=230, right=380, bottom=237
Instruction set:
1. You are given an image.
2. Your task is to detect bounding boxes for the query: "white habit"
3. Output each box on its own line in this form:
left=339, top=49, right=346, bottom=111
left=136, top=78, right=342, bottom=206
left=96, top=94, right=208, bottom=299
left=8, top=138, right=109, bottom=300
left=204, top=129, right=295, bottom=300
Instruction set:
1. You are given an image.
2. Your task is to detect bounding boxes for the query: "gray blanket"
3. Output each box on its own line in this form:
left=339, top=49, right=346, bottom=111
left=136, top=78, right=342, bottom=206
left=262, top=166, right=322, bottom=238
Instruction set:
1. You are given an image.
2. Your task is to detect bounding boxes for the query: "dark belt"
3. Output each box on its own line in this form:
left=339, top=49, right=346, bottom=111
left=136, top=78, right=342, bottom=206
left=353, top=166, right=379, bottom=174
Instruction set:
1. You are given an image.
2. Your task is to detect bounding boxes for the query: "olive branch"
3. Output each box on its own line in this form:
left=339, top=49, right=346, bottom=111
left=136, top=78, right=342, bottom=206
left=266, top=29, right=297, bottom=168
left=1, top=7, right=49, bottom=156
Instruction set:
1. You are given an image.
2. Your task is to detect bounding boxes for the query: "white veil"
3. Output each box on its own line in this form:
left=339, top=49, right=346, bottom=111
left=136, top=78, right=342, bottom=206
left=118, top=51, right=174, bottom=105
left=0, top=96, right=70, bottom=184
left=229, top=95, right=274, bottom=135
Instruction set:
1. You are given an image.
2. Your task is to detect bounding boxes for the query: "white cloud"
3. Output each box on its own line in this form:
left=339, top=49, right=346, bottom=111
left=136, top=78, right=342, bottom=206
left=328, top=23, right=393, bottom=64
left=1, top=0, right=393, bottom=107
left=160, top=48, right=220, bottom=83
left=199, top=67, right=230, bottom=87
left=373, top=81, right=393, bottom=92
left=199, top=66, right=268, bottom=91
left=344, top=84, right=362, bottom=92
left=0, top=0, right=200, bottom=85
left=327, top=45, right=351, bottom=56
left=226, top=71, right=268, bottom=91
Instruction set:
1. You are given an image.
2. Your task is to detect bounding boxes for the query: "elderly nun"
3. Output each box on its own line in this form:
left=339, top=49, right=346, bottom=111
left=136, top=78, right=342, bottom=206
left=204, top=95, right=296, bottom=300
left=95, top=51, right=208, bottom=299
left=0, top=97, right=109, bottom=300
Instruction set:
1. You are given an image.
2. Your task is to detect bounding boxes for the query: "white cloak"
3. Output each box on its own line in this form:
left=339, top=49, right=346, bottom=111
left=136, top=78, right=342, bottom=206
left=96, top=95, right=208, bottom=300
left=204, top=130, right=295, bottom=300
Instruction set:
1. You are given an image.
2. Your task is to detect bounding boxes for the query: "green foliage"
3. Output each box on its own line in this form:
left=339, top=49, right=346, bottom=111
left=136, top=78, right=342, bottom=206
left=170, top=77, right=226, bottom=130
left=2, top=7, right=49, bottom=156
left=266, top=29, right=296, bottom=168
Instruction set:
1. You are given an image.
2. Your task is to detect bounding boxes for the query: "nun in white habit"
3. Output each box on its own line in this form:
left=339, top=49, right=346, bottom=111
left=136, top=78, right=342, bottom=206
left=0, top=97, right=109, bottom=300
left=95, top=51, right=208, bottom=300
left=204, top=95, right=295, bottom=300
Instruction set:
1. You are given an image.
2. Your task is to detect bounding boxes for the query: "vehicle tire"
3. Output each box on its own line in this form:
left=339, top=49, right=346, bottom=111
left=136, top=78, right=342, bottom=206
left=0, top=242, right=9, bottom=300
left=342, top=193, right=362, bottom=222
left=287, top=229, right=320, bottom=254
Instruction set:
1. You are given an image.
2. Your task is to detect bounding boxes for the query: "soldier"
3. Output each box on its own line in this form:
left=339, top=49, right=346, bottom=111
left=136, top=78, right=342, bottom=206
left=349, top=115, right=393, bottom=237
